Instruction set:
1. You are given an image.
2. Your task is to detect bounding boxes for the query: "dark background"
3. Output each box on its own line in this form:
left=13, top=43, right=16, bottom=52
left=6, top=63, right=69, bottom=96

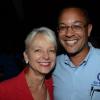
left=0, top=0, right=100, bottom=53
left=0, top=0, right=100, bottom=81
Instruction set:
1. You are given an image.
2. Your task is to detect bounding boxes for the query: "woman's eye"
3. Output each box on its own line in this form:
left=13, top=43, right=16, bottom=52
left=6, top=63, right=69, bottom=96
left=34, top=49, right=41, bottom=52
left=49, top=49, right=56, bottom=53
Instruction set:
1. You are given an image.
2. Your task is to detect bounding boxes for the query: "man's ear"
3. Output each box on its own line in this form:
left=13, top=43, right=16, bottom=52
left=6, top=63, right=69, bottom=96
left=88, top=24, right=92, bottom=37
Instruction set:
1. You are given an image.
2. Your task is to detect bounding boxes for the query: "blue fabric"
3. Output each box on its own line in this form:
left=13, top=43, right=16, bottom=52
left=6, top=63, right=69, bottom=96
left=53, top=43, right=100, bottom=100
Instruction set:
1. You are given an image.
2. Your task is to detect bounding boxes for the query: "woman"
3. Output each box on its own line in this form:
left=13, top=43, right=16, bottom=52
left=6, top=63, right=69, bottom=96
left=0, top=27, right=57, bottom=100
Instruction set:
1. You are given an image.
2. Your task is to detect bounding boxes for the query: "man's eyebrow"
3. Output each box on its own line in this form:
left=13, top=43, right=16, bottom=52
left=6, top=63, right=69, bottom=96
left=72, top=21, right=85, bottom=24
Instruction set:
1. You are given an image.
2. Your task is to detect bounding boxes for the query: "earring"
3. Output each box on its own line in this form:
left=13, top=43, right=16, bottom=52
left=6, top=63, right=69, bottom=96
left=25, top=60, right=28, bottom=64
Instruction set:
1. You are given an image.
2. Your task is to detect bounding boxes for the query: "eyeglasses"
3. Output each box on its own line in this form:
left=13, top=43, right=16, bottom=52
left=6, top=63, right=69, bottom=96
left=58, top=24, right=87, bottom=33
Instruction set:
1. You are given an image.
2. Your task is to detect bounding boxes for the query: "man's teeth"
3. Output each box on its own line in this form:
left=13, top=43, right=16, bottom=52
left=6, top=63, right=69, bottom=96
left=66, top=40, right=77, bottom=45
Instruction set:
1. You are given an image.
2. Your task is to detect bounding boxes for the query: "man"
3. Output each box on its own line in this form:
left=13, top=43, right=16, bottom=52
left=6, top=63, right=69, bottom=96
left=53, top=5, right=100, bottom=100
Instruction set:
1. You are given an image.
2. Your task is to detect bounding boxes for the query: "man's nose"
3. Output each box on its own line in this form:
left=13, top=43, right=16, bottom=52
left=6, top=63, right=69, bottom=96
left=65, top=26, right=74, bottom=37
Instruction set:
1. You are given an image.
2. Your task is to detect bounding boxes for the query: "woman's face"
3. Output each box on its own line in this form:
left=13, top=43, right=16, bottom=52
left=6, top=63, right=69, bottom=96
left=24, top=34, right=56, bottom=75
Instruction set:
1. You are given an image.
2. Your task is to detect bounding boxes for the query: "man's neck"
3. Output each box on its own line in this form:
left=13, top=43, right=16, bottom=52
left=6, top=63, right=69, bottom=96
left=70, top=47, right=90, bottom=66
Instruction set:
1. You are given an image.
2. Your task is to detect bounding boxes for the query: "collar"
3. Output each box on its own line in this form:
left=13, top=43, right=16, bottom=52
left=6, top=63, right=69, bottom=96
left=64, top=42, right=94, bottom=67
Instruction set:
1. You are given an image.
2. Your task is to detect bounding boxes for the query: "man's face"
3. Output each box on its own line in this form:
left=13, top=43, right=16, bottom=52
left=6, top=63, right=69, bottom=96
left=58, top=8, right=92, bottom=55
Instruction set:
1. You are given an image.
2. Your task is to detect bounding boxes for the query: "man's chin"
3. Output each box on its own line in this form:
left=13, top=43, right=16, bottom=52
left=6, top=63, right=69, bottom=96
left=66, top=50, right=79, bottom=57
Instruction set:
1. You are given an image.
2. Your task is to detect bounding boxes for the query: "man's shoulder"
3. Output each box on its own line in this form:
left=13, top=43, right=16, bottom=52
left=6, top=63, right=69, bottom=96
left=92, top=47, right=100, bottom=55
left=94, top=47, right=100, bottom=51
left=57, top=53, right=65, bottom=59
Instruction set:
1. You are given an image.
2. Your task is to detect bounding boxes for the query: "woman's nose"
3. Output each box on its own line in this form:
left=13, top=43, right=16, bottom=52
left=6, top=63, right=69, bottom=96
left=42, top=51, right=49, bottom=59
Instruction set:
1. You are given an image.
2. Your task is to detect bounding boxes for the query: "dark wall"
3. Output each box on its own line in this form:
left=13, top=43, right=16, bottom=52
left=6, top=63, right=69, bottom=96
left=0, top=0, right=100, bottom=53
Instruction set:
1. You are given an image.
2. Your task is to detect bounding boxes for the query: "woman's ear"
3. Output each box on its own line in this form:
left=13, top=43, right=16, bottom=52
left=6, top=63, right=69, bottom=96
left=23, top=52, right=28, bottom=64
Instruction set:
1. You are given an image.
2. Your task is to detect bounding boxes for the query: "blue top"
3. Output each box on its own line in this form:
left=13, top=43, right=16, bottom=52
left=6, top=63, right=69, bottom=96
left=53, top=43, right=100, bottom=100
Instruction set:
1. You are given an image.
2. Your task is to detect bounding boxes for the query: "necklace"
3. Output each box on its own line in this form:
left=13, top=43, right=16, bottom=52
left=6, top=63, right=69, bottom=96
left=46, top=90, right=50, bottom=100
left=26, top=73, right=50, bottom=100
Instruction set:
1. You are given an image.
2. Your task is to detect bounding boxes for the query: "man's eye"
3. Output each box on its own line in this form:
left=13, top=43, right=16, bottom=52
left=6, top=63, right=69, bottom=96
left=59, top=26, right=66, bottom=30
left=73, top=25, right=83, bottom=29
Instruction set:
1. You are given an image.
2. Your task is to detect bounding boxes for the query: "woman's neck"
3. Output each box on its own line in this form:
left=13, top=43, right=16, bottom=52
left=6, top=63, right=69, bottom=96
left=25, top=68, right=45, bottom=90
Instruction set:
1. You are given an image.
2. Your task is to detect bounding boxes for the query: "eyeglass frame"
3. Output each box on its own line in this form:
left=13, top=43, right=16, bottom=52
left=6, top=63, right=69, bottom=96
left=57, top=22, right=88, bottom=33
